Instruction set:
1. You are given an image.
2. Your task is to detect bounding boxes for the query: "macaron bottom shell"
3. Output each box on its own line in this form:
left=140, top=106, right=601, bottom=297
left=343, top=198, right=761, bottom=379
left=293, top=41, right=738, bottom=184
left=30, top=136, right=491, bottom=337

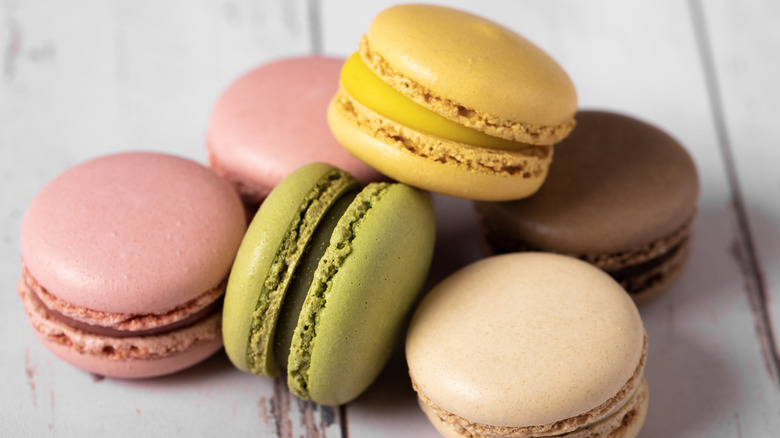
left=327, top=97, right=551, bottom=201
left=418, top=378, right=649, bottom=438
left=31, top=330, right=223, bottom=380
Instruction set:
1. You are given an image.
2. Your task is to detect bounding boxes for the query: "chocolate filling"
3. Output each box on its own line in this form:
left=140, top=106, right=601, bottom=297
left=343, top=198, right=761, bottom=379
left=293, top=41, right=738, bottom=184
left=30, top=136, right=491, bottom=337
left=272, top=188, right=359, bottom=371
left=485, top=233, right=687, bottom=295
left=608, top=243, right=685, bottom=293
left=27, top=284, right=222, bottom=338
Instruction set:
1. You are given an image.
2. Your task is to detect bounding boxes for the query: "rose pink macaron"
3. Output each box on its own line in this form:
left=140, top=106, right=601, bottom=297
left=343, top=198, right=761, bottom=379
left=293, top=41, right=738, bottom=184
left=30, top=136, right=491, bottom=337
left=206, top=56, right=383, bottom=209
left=18, top=152, right=247, bottom=378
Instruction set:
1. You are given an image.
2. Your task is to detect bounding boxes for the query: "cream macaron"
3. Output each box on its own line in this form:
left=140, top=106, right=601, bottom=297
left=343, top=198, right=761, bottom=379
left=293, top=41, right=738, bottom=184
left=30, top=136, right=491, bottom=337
left=406, top=253, right=648, bottom=438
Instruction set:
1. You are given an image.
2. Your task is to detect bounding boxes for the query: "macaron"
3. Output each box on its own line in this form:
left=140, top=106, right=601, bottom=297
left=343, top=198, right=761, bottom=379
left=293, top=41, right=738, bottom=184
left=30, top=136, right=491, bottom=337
left=474, top=110, right=700, bottom=306
left=206, top=56, right=383, bottom=209
left=407, top=253, right=648, bottom=438
left=18, top=152, right=246, bottom=378
left=327, top=4, right=577, bottom=201
left=222, top=162, right=435, bottom=406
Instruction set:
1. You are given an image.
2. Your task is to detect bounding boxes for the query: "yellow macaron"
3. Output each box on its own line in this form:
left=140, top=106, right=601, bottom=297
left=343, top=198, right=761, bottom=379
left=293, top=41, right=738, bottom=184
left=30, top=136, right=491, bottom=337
left=328, top=4, right=577, bottom=200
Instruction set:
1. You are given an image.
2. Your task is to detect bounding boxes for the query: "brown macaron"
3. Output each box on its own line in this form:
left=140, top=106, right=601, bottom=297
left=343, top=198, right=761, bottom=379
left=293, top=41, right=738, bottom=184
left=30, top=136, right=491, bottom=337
left=474, top=110, right=700, bottom=306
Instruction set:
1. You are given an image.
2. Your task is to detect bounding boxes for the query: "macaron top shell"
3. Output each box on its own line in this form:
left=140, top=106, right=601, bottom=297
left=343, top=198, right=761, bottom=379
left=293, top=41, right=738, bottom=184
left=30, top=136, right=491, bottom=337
left=20, top=152, right=246, bottom=314
left=475, top=110, right=700, bottom=255
left=206, top=56, right=381, bottom=195
left=364, top=4, right=577, bottom=139
left=406, top=253, right=645, bottom=428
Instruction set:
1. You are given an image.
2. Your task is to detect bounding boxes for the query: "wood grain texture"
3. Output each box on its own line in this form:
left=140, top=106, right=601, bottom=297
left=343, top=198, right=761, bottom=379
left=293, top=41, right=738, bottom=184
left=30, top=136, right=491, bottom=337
left=2, top=1, right=779, bottom=437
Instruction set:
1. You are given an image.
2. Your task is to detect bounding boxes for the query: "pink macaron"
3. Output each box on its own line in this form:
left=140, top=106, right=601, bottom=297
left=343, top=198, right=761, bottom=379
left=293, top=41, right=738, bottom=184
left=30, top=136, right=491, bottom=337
left=206, top=56, right=384, bottom=208
left=18, top=152, right=247, bottom=378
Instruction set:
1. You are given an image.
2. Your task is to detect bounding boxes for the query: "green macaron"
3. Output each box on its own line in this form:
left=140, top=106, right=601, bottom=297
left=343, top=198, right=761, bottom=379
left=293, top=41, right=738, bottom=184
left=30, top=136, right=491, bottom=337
left=222, top=162, right=435, bottom=406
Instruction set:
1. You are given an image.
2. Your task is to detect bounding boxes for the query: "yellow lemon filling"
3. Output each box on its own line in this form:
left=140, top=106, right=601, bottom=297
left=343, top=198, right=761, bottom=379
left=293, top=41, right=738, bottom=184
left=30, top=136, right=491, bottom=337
left=340, top=53, right=529, bottom=151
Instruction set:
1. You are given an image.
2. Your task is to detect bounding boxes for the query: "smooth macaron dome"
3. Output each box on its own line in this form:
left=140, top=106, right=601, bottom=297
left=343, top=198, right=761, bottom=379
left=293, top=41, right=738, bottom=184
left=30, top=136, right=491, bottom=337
left=328, top=4, right=577, bottom=201
left=474, top=110, right=700, bottom=305
left=222, top=162, right=435, bottom=406
left=406, top=253, right=648, bottom=438
left=18, top=152, right=247, bottom=378
left=206, top=56, right=383, bottom=207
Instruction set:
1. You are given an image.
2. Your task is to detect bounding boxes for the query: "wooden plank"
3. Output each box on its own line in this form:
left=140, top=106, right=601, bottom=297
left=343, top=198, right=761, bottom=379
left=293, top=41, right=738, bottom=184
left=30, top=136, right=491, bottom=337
left=0, top=1, right=344, bottom=436
left=699, top=0, right=780, bottom=390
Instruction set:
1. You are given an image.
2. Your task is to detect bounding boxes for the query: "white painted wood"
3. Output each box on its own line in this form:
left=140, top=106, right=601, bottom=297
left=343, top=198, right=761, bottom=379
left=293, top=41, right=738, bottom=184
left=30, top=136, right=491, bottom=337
left=702, top=0, right=780, bottom=389
left=2, top=0, right=780, bottom=437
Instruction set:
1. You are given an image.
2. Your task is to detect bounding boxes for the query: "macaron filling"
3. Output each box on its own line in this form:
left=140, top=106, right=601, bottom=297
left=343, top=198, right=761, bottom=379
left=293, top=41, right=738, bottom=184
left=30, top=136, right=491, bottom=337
left=20, top=263, right=224, bottom=337
left=27, top=289, right=220, bottom=338
left=340, top=52, right=530, bottom=152
left=609, top=240, right=691, bottom=294
left=480, top=214, right=694, bottom=296
left=18, top=275, right=222, bottom=362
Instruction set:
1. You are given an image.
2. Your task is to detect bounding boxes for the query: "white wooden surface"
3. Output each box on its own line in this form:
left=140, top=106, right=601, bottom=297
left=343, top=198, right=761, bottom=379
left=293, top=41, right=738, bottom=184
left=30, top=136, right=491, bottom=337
left=1, top=1, right=778, bottom=436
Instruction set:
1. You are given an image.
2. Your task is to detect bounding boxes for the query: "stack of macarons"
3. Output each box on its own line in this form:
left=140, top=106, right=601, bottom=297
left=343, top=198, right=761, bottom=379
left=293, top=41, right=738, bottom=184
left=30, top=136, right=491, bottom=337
left=17, top=3, right=701, bottom=434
